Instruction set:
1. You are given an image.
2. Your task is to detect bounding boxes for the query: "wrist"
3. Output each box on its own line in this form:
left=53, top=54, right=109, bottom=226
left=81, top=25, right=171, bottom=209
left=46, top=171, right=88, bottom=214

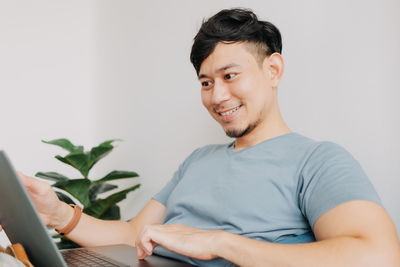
left=210, top=230, right=228, bottom=258
left=52, top=202, right=74, bottom=230
left=212, top=230, right=239, bottom=261
left=56, top=204, right=83, bottom=236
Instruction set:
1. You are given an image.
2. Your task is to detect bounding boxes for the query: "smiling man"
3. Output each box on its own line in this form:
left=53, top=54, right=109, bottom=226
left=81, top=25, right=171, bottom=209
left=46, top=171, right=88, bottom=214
left=6, top=8, right=400, bottom=267
left=198, top=41, right=288, bottom=149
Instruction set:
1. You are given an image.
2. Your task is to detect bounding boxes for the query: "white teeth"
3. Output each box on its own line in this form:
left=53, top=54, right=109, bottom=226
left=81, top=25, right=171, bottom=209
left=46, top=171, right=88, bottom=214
left=220, top=106, right=240, bottom=116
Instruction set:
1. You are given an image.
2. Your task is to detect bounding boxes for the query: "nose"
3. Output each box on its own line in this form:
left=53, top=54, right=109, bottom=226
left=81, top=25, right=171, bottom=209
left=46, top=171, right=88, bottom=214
left=211, top=79, right=231, bottom=105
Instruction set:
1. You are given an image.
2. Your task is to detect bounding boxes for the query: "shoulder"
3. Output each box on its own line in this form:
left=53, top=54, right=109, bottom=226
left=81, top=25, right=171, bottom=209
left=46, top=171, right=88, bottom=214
left=276, top=133, right=347, bottom=164
left=178, top=143, right=229, bottom=169
left=187, top=143, right=229, bottom=160
left=288, top=133, right=347, bottom=155
left=304, top=141, right=360, bottom=169
left=297, top=139, right=381, bottom=227
left=312, top=141, right=351, bottom=155
left=298, top=139, right=366, bottom=185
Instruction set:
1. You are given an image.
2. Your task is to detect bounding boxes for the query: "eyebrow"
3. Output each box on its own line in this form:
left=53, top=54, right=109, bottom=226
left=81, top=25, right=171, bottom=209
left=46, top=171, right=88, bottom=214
left=198, top=63, right=240, bottom=79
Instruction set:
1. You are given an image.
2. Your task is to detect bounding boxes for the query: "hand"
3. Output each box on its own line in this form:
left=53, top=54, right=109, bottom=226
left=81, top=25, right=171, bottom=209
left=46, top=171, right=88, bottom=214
left=17, top=172, right=73, bottom=229
left=135, top=224, right=221, bottom=261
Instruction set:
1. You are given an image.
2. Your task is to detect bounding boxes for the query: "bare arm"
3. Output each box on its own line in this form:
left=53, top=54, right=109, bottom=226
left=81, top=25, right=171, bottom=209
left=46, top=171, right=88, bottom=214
left=63, top=199, right=165, bottom=247
left=19, top=173, right=166, bottom=247
left=216, top=201, right=400, bottom=266
left=136, top=200, right=400, bottom=266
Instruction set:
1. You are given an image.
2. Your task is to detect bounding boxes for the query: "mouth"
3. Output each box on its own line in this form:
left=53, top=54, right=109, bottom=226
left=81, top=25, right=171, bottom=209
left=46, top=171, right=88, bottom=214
left=218, top=106, right=240, bottom=116
left=215, top=105, right=242, bottom=122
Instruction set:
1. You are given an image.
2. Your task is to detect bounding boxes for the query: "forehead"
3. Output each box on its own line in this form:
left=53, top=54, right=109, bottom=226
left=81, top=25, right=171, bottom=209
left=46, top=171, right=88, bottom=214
left=198, top=42, right=259, bottom=77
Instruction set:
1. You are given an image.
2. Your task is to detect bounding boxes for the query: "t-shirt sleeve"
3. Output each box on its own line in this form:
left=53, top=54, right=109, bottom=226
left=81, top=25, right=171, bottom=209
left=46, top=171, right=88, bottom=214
left=299, top=142, right=381, bottom=229
left=153, top=166, right=183, bottom=205
left=152, top=148, right=201, bottom=206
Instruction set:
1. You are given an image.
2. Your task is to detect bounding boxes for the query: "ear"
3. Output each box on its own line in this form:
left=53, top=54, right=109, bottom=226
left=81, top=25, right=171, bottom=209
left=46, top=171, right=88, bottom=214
left=263, top=52, right=284, bottom=88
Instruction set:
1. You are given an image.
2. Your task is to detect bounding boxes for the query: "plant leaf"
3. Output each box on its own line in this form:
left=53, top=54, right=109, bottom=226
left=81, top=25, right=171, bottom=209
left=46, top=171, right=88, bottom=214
left=35, top=171, right=70, bottom=182
left=84, top=184, right=140, bottom=218
left=93, top=170, right=139, bottom=185
left=55, top=153, right=89, bottom=178
left=87, top=140, right=117, bottom=171
left=56, top=238, right=80, bottom=249
left=55, top=191, right=76, bottom=205
left=52, top=234, right=60, bottom=239
left=42, top=138, right=83, bottom=153
left=53, top=179, right=91, bottom=206
left=88, top=183, right=118, bottom=202
left=98, top=204, right=120, bottom=220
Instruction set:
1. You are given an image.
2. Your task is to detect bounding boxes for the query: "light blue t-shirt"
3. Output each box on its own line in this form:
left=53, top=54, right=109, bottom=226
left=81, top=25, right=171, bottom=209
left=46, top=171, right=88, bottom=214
left=152, top=133, right=381, bottom=266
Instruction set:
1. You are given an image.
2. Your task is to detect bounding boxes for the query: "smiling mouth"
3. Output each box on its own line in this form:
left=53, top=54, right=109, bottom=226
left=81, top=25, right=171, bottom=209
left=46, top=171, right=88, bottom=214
left=217, top=105, right=242, bottom=116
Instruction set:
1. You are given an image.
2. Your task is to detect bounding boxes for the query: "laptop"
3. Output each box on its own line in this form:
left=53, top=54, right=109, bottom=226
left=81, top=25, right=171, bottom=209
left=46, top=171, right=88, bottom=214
left=0, top=151, right=193, bottom=267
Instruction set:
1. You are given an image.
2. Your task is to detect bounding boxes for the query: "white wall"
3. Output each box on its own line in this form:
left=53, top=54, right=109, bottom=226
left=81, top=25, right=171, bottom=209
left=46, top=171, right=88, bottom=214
left=1, top=0, right=399, bottom=246
left=0, top=0, right=95, bottom=246
left=0, top=0, right=95, bottom=172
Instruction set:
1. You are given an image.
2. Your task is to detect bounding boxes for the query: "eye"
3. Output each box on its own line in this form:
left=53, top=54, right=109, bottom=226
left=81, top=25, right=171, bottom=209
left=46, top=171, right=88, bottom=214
left=201, top=80, right=212, bottom=87
left=224, top=73, right=236, bottom=80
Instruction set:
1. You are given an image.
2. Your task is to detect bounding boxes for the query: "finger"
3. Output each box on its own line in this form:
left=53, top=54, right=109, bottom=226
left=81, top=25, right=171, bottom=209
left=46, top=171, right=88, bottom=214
left=139, top=241, right=152, bottom=256
left=136, top=237, right=150, bottom=260
left=137, top=243, right=152, bottom=259
left=137, top=239, right=155, bottom=259
left=136, top=246, right=146, bottom=259
left=17, top=172, right=46, bottom=194
left=17, top=172, right=34, bottom=188
left=144, top=242, right=153, bottom=254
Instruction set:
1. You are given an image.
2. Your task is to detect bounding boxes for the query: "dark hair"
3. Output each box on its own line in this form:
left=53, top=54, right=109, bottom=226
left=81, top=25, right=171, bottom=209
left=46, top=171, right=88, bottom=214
left=190, top=8, right=282, bottom=75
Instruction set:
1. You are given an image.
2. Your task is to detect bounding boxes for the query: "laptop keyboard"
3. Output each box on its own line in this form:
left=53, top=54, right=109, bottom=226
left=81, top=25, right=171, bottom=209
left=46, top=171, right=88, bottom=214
left=61, top=248, right=128, bottom=267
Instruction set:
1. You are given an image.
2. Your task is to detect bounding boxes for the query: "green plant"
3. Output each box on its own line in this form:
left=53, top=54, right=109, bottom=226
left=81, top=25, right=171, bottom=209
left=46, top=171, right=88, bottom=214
left=35, top=138, right=140, bottom=249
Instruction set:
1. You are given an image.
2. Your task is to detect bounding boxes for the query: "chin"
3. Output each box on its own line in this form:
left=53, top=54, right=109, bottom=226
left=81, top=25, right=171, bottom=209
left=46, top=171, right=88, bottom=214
left=224, top=121, right=258, bottom=138
left=224, top=127, right=247, bottom=138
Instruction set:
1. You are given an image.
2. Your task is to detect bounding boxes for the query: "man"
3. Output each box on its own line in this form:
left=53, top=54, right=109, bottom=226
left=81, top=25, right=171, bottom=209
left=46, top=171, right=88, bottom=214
left=4, top=8, right=400, bottom=266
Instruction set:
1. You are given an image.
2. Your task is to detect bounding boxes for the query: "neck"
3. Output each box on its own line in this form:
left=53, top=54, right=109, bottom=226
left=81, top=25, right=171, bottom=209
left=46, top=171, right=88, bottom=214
left=233, top=106, right=291, bottom=151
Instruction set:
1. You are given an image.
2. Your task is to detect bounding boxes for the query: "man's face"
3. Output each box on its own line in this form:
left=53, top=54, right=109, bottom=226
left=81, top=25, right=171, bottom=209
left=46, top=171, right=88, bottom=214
left=198, top=42, right=276, bottom=138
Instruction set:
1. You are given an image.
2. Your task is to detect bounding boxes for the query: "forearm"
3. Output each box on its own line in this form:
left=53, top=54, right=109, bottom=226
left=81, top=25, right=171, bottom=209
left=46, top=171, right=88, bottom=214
left=215, top=231, right=400, bottom=267
left=20, top=174, right=163, bottom=247
left=55, top=202, right=136, bottom=247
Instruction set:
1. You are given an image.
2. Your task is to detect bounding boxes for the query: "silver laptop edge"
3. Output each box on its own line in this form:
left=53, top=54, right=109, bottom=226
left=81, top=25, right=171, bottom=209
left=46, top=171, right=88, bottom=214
left=0, top=151, right=193, bottom=267
left=0, top=151, right=67, bottom=266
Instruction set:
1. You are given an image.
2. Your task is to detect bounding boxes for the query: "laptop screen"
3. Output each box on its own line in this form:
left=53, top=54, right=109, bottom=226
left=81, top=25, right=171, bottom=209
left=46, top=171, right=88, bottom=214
left=0, top=151, right=67, bottom=267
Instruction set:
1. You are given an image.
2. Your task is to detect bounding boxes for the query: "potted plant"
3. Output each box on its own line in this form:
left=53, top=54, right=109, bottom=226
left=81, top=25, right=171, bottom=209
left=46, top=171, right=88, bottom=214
left=35, top=138, right=140, bottom=249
